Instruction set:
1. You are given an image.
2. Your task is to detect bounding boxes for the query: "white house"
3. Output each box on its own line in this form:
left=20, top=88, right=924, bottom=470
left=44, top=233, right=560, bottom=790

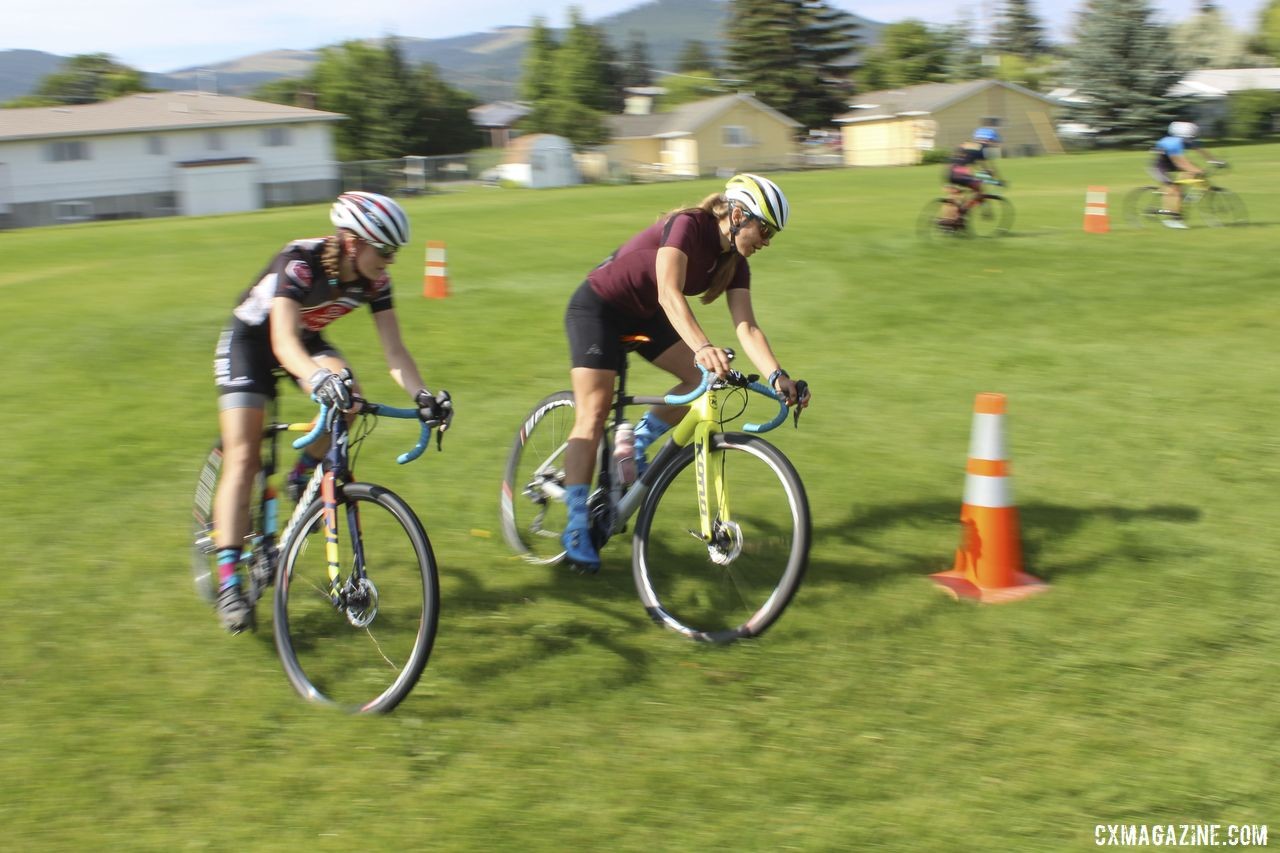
left=0, top=91, right=345, bottom=229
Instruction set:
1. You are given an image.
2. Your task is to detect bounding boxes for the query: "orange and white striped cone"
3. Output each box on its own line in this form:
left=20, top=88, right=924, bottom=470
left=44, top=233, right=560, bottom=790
left=1083, top=186, right=1109, bottom=234
left=930, top=392, right=1047, bottom=603
left=423, top=240, right=449, bottom=298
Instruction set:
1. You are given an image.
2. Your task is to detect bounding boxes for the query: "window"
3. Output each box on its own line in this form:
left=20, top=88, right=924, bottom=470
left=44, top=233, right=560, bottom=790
left=46, top=140, right=90, bottom=162
left=147, top=136, right=165, bottom=155
left=206, top=131, right=224, bottom=151
left=722, top=126, right=752, bottom=147
left=53, top=200, right=93, bottom=222
left=263, top=127, right=292, bottom=147
left=981, top=116, right=1002, bottom=127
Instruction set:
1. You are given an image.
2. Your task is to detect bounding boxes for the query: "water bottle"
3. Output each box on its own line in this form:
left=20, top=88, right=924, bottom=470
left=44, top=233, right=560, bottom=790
left=613, top=421, right=636, bottom=485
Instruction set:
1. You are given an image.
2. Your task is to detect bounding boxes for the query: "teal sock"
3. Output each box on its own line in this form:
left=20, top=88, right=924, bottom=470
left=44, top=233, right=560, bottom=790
left=633, top=411, right=673, bottom=460
left=216, top=548, right=241, bottom=585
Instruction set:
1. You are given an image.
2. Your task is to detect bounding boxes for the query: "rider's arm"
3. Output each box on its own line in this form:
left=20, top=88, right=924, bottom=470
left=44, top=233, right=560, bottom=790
left=269, top=297, right=332, bottom=391
left=725, top=288, right=803, bottom=405
left=655, top=245, right=730, bottom=377
left=373, top=308, right=430, bottom=398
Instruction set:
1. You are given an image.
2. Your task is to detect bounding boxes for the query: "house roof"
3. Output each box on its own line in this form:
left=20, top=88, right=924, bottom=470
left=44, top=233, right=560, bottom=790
left=0, top=91, right=345, bottom=142
left=836, top=79, right=1055, bottom=123
left=1167, top=67, right=1280, bottom=98
left=606, top=92, right=802, bottom=140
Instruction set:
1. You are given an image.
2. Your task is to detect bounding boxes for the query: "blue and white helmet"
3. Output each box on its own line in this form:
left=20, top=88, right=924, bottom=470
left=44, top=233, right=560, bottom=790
left=1169, top=121, right=1199, bottom=139
left=974, top=127, right=1001, bottom=143
left=330, top=191, right=410, bottom=249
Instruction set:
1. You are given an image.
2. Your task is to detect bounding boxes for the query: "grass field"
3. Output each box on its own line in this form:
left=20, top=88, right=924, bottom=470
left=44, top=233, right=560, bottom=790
left=3, top=146, right=1277, bottom=850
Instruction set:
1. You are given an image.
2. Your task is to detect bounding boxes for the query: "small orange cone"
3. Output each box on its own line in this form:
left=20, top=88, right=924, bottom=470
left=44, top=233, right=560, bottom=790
left=1083, top=186, right=1109, bottom=234
left=930, top=393, right=1047, bottom=603
left=423, top=241, right=449, bottom=298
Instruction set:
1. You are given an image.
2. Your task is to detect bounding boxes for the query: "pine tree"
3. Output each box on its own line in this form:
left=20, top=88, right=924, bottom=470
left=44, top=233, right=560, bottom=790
left=520, top=18, right=559, bottom=103
left=676, top=40, right=719, bottom=75
left=1066, top=0, right=1188, bottom=146
left=20, top=54, right=149, bottom=106
left=620, top=31, right=654, bottom=89
left=553, top=9, right=623, bottom=114
left=992, top=0, right=1046, bottom=59
left=1174, top=4, right=1246, bottom=68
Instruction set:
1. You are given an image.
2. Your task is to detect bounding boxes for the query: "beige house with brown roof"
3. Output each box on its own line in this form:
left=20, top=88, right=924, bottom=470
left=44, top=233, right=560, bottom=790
left=836, top=79, right=1063, bottom=167
left=0, top=91, right=344, bottom=229
left=604, top=92, right=803, bottom=179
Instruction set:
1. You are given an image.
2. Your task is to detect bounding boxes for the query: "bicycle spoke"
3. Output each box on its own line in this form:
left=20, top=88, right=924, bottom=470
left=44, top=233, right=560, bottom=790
left=501, top=392, right=578, bottom=563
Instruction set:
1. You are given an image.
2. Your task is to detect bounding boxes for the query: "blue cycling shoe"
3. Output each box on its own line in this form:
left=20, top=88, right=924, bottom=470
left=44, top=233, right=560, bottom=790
left=561, top=524, right=600, bottom=574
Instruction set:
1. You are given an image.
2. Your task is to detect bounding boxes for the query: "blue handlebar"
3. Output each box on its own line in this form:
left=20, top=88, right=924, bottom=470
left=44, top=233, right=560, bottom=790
left=663, top=365, right=789, bottom=433
left=291, top=401, right=433, bottom=463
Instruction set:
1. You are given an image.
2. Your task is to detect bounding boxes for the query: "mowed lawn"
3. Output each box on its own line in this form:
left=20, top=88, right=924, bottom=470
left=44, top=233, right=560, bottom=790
left=2, top=145, right=1277, bottom=850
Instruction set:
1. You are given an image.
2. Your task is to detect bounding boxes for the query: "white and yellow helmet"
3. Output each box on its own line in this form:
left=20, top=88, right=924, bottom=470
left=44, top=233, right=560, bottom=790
left=724, top=173, right=789, bottom=233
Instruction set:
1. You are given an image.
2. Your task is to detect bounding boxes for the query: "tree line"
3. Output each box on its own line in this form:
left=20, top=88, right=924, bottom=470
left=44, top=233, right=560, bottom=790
left=9, top=0, right=1280, bottom=154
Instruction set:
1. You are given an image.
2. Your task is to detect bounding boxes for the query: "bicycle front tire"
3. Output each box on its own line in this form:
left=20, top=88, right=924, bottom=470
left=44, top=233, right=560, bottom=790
left=965, top=195, right=1014, bottom=237
left=1201, top=187, right=1248, bottom=227
left=274, top=482, right=439, bottom=714
left=632, top=433, right=810, bottom=643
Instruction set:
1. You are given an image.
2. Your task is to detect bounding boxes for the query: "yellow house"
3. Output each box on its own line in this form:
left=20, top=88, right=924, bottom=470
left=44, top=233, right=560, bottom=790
left=605, top=92, right=802, bottom=179
left=836, top=79, right=1063, bottom=166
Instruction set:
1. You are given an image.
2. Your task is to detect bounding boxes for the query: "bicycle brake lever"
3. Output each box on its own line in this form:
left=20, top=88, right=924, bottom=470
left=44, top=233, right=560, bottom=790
left=792, top=380, right=810, bottom=428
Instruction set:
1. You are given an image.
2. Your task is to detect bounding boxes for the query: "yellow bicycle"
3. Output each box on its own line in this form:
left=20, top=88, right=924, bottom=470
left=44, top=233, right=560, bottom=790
left=500, top=342, right=811, bottom=643
left=1124, top=162, right=1247, bottom=228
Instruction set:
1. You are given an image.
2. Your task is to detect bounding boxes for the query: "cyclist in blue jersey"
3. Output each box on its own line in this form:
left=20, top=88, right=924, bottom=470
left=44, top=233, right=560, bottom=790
left=210, top=191, right=452, bottom=633
left=938, top=126, right=1005, bottom=228
left=1150, top=121, right=1222, bottom=229
left=558, top=173, right=810, bottom=573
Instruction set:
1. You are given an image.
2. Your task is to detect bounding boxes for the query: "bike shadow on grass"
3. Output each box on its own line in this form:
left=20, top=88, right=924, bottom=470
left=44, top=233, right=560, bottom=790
left=806, top=499, right=1202, bottom=592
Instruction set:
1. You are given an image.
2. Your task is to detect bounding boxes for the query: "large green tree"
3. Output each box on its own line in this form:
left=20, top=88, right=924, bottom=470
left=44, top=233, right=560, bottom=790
left=520, top=18, right=559, bottom=103
left=518, top=9, right=621, bottom=147
left=1257, top=0, right=1280, bottom=60
left=6, top=53, right=148, bottom=107
left=725, top=0, right=859, bottom=128
left=1065, top=0, right=1188, bottom=146
left=676, top=40, right=719, bottom=76
left=1174, top=3, right=1246, bottom=68
left=853, top=20, right=951, bottom=91
left=992, top=0, right=1046, bottom=59
left=620, top=31, right=654, bottom=89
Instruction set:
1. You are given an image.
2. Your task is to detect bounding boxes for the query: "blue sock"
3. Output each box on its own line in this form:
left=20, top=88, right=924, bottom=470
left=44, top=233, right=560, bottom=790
left=216, top=548, right=241, bottom=586
left=633, top=411, right=673, bottom=467
left=564, top=484, right=590, bottom=529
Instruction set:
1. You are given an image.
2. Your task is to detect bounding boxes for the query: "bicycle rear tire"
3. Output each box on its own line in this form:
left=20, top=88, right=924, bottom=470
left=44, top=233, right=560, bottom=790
left=191, top=441, right=269, bottom=604
left=274, top=482, right=439, bottom=714
left=632, top=433, right=810, bottom=643
left=916, top=197, right=963, bottom=241
left=500, top=391, right=577, bottom=564
left=1123, top=186, right=1164, bottom=228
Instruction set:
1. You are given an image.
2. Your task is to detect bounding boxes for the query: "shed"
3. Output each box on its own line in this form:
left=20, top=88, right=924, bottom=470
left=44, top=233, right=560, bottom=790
left=499, top=133, right=580, bottom=189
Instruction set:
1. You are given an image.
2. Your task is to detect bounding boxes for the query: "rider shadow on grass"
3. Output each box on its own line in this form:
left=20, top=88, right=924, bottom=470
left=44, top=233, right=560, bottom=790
left=806, top=499, right=1201, bottom=591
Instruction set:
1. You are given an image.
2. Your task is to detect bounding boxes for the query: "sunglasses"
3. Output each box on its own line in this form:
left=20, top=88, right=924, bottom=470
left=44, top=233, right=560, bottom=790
left=362, top=239, right=397, bottom=259
left=751, top=215, right=777, bottom=240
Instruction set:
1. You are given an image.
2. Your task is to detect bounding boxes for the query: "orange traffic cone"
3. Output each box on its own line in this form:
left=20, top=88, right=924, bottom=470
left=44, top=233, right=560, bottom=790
left=422, top=241, right=449, bottom=298
left=930, top=393, right=1047, bottom=603
left=1083, top=186, right=1109, bottom=234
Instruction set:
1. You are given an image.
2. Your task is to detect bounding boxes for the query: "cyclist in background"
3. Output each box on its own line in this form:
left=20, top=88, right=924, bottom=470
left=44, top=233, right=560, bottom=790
left=1150, top=121, right=1223, bottom=229
left=937, top=126, right=1005, bottom=229
left=210, top=191, right=452, bottom=633
left=559, top=173, right=810, bottom=573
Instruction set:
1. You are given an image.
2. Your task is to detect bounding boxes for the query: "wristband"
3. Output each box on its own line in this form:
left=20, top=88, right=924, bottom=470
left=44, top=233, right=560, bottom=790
left=768, top=368, right=789, bottom=389
left=695, top=343, right=715, bottom=354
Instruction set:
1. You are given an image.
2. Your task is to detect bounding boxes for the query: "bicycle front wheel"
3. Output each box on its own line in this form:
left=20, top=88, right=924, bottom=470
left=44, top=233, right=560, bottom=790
left=274, top=482, right=439, bottom=714
left=501, top=391, right=576, bottom=564
left=965, top=195, right=1014, bottom=237
left=632, top=433, right=810, bottom=643
left=1200, top=187, right=1248, bottom=227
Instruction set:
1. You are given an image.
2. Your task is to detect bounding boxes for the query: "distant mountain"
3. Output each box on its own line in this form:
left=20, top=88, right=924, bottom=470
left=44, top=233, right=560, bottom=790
left=2, top=0, right=883, bottom=104
left=0, top=50, right=68, bottom=102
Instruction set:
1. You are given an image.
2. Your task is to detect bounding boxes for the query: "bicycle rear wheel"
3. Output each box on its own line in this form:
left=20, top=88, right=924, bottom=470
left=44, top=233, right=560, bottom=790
left=274, top=482, right=439, bottom=714
left=1200, top=187, right=1248, bottom=227
left=916, top=197, right=963, bottom=241
left=500, top=391, right=576, bottom=564
left=965, top=195, right=1014, bottom=237
left=632, top=433, right=810, bottom=643
left=1123, top=187, right=1164, bottom=227
left=191, top=442, right=270, bottom=603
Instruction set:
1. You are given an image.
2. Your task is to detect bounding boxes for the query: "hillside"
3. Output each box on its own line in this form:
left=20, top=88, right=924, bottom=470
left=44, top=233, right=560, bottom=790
left=2, top=0, right=882, bottom=104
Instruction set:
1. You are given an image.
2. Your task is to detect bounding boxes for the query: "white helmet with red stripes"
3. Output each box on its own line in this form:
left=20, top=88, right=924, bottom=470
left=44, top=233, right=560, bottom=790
left=330, top=191, right=410, bottom=249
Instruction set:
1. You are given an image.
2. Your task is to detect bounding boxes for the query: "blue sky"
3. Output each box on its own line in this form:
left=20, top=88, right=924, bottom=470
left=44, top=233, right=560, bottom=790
left=6, top=0, right=1270, bottom=73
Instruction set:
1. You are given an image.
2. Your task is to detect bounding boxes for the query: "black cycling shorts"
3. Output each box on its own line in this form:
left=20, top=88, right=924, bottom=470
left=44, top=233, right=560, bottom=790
left=214, top=320, right=342, bottom=410
left=564, top=281, right=682, bottom=371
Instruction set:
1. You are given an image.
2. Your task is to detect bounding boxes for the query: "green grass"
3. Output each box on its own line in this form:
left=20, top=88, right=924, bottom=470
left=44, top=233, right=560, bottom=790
left=3, top=146, right=1278, bottom=850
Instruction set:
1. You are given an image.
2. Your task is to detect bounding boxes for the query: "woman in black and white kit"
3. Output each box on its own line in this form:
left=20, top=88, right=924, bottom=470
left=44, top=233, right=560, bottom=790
left=560, top=173, right=809, bottom=572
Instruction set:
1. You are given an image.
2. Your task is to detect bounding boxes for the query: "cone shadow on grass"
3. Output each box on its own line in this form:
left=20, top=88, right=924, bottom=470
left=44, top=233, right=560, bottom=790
left=806, top=499, right=1201, bottom=589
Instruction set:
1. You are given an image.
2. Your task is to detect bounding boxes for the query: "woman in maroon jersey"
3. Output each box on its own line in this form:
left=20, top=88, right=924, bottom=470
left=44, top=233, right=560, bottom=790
left=559, top=173, right=808, bottom=572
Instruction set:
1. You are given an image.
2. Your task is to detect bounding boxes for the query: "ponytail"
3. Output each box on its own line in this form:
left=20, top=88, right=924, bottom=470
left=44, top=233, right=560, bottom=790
left=662, top=193, right=741, bottom=304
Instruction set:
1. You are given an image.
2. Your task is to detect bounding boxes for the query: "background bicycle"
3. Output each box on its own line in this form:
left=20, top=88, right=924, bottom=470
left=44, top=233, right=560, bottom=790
left=1123, top=162, right=1247, bottom=228
left=501, top=344, right=811, bottom=644
left=917, top=171, right=1015, bottom=240
left=192, top=391, right=447, bottom=713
